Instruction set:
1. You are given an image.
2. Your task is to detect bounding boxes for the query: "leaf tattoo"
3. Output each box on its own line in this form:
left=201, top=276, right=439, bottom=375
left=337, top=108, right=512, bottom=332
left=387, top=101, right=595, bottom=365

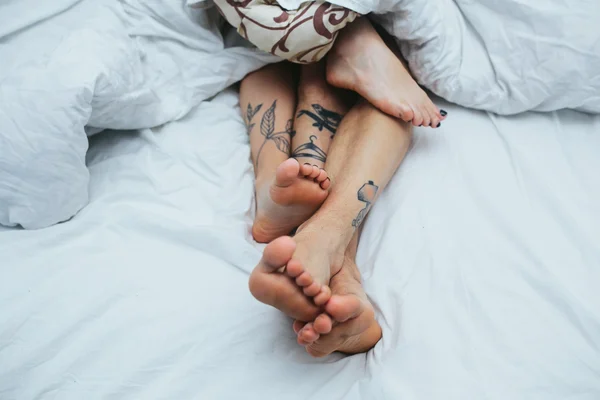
left=261, top=101, right=276, bottom=138
left=247, top=103, right=262, bottom=122
left=272, top=135, right=290, bottom=153
left=246, top=103, right=262, bottom=134
left=246, top=99, right=293, bottom=169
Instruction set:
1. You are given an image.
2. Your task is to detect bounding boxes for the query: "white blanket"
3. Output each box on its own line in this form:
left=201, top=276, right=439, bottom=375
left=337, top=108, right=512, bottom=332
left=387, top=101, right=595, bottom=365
left=1, top=0, right=599, bottom=228
left=280, top=0, right=600, bottom=114
left=1, top=92, right=599, bottom=399
left=0, top=0, right=275, bottom=229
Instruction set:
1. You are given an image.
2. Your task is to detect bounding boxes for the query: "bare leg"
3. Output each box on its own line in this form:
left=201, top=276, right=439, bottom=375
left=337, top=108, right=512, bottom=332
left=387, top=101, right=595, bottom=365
left=291, top=60, right=350, bottom=170
left=327, top=17, right=447, bottom=128
left=240, top=63, right=330, bottom=244
left=250, top=99, right=413, bottom=323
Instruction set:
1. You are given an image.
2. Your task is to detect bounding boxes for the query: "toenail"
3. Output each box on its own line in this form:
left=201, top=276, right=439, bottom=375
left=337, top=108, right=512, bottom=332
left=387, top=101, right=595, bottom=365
left=440, top=109, right=448, bottom=116
left=304, top=163, right=311, bottom=166
left=437, top=122, right=442, bottom=128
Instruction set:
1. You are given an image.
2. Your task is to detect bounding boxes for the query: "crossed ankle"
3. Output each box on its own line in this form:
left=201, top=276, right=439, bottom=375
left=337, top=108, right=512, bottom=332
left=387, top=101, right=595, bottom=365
left=297, top=219, right=352, bottom=259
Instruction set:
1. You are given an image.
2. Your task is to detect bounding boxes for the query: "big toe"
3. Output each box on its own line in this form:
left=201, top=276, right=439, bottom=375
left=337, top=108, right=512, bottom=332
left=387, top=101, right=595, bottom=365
left=275, top=158, right=301, bottom=187
left=397, top=103, right=414, bottom=123
left=260, top=236, right=296, bottom=271
left=325, top=294, right=363, bottom=323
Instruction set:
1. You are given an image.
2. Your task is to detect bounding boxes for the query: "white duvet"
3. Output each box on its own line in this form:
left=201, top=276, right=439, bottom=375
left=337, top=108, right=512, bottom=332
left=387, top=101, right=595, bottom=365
left=0, top=0, right=275, bottom=229
left=1, top=0, right=599, bottom=229
left=1, top=1, right=600, bottom=398
left=310, top=0, right=600, bottom=114
left=1, top=90, right=599, bottom=400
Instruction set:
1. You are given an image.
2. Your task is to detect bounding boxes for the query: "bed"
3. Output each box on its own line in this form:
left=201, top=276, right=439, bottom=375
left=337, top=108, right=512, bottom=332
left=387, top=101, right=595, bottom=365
left=1, top=1, right=600, bottom=399
left=2, top=90, right=600, bottom=398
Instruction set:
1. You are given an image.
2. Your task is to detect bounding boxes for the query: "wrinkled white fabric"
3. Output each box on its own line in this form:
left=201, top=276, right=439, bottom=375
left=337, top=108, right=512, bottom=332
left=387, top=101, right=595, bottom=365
left=0, top=0, right=275, bottom=229
left=282, top=0, right=600, bottom=114
left=1, top=91, right=599, bottom=399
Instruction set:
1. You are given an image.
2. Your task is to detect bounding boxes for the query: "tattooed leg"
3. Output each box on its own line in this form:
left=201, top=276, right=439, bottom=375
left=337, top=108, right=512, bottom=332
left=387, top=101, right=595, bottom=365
left=291, top=60, right=350, bottom=170
left=242, top=63, right=295, bottom=179
left=249, top=64, right=352, bottom=321
left=240, top=63, right=331, bottom=244
left=289, top=100, right=412, bottom=356
left=327, top=17, right=447, bottom=128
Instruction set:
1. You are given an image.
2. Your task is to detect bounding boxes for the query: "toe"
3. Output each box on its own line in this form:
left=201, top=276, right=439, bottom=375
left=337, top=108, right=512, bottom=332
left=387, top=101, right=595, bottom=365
left=320, top=177, right=331, bottom=190
left=324, top=294, right=364, bottom=323
left=427, top=102, right=442, bottom=127
left=285, top=259, right=304, bottom=278
left=411, top=108, right=424, bottom=127
left=275, top=159, right=300, bottom=187
left=300, top=163, right=314, bottom=176
left=397, top=103, right=414, bottom=123
left=420, top=107, right=431, bottom=127
left=427, top=107, right=440, bottom=128
left=259, top=237, right=296, bottom=272
left=314, top=313, right=333, bottom=334
left=293, top=320, right=306, bottom=334
left=429, top=110, right=441, bottom=128
left=308, top=165, right=321, bottom=179
left=303, top=281, right=322, bottom=297
left=299, top=324, right=320, bottom=343
left=315, top=169, right=328, bottom=183
left=295, top=271, right=314, bottom=287
left=313, top=286, right=331, bottom=306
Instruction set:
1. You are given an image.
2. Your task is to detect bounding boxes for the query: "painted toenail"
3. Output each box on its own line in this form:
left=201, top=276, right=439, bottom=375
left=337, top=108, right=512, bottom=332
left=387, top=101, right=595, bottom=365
left=437, top=122, right=442, bottom=128
left=440, top=110, right=447, bottom=116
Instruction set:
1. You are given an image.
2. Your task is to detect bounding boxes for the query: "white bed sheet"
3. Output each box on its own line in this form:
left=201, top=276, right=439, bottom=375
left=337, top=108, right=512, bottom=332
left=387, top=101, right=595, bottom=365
left=1, top=90, right=600, bottom=399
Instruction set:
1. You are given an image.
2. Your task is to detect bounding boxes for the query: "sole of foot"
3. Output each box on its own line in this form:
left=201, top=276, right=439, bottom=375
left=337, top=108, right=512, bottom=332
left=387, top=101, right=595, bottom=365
left=253, top=158, right=330, bottom=243
left=249, top=236, right=332, bottom=322
left=326, top=17, right=446, bottom=128
left=293, top=256, right=382, bottom=357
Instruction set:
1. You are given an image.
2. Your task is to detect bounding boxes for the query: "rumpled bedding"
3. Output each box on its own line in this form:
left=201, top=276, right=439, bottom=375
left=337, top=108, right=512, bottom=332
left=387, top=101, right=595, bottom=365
left=0, top=0, right=276, bottom=229
left=242, top=0, right=600, bottom=114
left=1, top=0, right=599, bottom=230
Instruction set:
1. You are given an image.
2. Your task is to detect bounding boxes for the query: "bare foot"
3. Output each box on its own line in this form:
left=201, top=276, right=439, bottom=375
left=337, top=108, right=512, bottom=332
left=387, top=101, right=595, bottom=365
left=249, top=224, right=345, bottom=322
left=249, top=236, right=326, bottom=322
left=253, top=158, right=331, bottom=243
left=284, top=223, right=346, bottom=302
left=293, top=255, right=382, bottom=357
left=327, top=17, right=446, bottom=128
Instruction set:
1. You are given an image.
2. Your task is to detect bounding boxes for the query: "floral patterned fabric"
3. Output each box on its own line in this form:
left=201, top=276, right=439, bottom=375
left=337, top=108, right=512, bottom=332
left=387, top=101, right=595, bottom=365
left=211, top=0, right=359, bottom=63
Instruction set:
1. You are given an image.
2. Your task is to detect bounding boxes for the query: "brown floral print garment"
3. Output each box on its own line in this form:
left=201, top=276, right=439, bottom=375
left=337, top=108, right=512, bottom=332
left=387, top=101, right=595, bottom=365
left=211, top=0, right=359, bottom=63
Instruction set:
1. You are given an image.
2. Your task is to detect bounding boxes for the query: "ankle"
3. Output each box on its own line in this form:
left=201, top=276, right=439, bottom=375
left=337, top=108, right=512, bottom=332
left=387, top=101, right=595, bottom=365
left=297, top=216, right=353, bottom=260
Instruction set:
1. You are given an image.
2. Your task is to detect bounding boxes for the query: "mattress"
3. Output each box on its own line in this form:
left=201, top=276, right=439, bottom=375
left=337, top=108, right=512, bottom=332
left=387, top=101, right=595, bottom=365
left=1, top=90, right=600, bottom=399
